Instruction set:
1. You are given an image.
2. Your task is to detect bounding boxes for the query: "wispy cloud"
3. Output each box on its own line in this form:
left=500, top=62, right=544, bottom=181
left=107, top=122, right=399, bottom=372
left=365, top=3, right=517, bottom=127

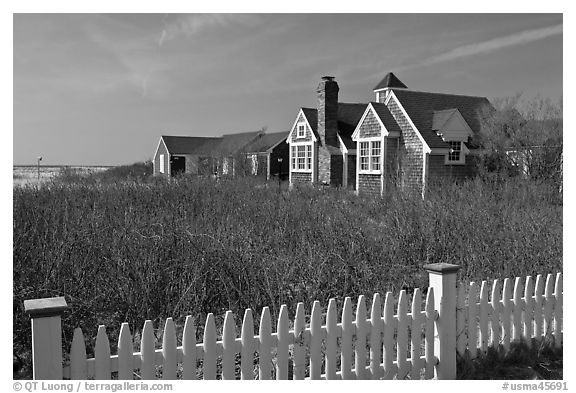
left=409, top=24, right=563, bottom=69
left=158, top=14, right=260, bottom=47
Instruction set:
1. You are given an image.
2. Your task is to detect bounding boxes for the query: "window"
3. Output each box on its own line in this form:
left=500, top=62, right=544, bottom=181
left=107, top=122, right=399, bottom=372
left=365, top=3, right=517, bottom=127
left=291, top=144, right=312, bottom=171
left=359, top=141, right=382, bottom=172
left=360, top=142, right=369, bottom=171
left=159, top=154, right=165, bottom=173
left=297, top=122, right=306, bottom=138
left=371, top=141, right=381, bottom=171
left=447, top=141, right=464, bottom=164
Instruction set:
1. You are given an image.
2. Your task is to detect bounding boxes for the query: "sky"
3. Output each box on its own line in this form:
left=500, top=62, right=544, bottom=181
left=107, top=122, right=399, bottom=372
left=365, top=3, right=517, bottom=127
left=13, top=13, right=563, bottom=166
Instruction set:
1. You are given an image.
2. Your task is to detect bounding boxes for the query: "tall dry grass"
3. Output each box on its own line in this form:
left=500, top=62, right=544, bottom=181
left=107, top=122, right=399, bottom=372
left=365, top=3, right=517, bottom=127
left=13, top=170, right=562, bottom=377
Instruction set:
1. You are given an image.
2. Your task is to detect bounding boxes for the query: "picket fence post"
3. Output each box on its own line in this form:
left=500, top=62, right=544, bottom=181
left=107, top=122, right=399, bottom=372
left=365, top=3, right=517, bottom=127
left=23, top=296, right=68, bottom=380
left=424, top=263, right=460, bottom=380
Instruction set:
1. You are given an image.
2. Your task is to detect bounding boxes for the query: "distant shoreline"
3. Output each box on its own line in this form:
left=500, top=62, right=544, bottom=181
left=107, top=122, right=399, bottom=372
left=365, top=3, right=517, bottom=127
left=13, top=165, right=117, bottom=168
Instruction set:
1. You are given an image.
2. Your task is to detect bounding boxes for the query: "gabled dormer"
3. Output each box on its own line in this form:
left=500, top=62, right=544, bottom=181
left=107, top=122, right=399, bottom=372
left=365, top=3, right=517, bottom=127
left=373, top=72, right=407, bottom=103
left=432, top=108, right=474, bottom=164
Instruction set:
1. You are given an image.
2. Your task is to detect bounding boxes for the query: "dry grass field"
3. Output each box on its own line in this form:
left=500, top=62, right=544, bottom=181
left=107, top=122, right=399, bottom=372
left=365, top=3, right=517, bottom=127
left=12, top=163, right=562, bottom=379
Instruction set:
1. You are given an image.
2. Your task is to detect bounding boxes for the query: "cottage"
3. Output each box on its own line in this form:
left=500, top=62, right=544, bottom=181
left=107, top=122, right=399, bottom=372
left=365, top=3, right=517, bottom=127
left=287, top=73, right=492, bottom=196
left=153, top=130, right=289, bottom=178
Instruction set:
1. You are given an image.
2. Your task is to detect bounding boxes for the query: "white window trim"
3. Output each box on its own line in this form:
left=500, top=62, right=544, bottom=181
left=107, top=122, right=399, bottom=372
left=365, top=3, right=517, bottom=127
left=296, top=122, right=306, bottom=139
left=159, top=154, right=165, bottom=173
left=358, top=138, right=382, bottom=174
left=444, top=141, right=467, bottom=165
left=290, top=142, right=313, bottom=173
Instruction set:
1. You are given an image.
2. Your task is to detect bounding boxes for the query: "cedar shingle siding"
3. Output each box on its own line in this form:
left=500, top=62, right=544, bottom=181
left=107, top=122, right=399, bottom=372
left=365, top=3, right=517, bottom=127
left=387, top=98, right=424, bottom=194
left=358, top=110, right=381, bottom=138
left=291, top=113, right=313, bottom=143
left=427, top=155, right=478, bottom=184
left=358, top=174, right=380, bottom=195
left=292, top=172, right=312, bottom=183
left=386, top=138, right=400, bottom=185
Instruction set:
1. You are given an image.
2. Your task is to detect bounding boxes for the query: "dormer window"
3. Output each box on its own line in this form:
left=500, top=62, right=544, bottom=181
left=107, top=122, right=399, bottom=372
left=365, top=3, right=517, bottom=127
left=297, top=122, right=306, bottom=138
left=446, top=141, right=465, bottom=164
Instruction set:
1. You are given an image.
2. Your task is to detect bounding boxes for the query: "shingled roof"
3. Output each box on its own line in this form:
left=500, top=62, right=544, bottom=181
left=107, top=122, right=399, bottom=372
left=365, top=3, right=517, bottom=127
left=391, top=89, right=492, bottom=149
left=301, top=108, right=318, bottom=133
left=373, top=72, right=408, bottom=91
left=161, top=130, right=264, bottom=157
left=217, top=131, right=263, bottom=155
left=243, top=131, right=289, bottom=153
left=161, top=136, right=221, bottom=155
left=370, top=102, right=403, bottom=135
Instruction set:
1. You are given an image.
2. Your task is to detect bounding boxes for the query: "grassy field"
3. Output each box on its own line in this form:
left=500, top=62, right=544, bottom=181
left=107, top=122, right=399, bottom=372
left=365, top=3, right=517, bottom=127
left=12, top=166, right=562, bottom=378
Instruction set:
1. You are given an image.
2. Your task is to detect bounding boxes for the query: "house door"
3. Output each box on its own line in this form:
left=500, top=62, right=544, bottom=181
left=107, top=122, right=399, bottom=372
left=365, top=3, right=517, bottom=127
left=170, top=156, right=186, bottom=176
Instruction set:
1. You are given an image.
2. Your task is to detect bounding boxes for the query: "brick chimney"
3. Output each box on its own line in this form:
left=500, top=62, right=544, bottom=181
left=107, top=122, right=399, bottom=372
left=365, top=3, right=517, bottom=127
left=317, top=76, right=339, bottom=147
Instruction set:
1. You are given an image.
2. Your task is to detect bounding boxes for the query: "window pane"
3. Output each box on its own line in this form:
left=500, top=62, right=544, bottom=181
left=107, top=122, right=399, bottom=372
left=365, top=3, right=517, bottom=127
left=449, top=141, right=461, bottom=161
left=306, top=145, right=312, bottom=170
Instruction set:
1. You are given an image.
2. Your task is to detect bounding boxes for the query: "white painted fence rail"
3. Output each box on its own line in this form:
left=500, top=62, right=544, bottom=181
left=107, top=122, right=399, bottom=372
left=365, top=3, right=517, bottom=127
left=24, top=264, right=562, bottom=380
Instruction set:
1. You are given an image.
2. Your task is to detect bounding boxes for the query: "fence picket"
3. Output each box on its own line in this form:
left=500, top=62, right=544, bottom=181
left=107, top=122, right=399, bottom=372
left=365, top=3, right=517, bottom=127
left=70, top=328, right=87, bottom=380
left=382, top=292, right=395, bottom=380
left=533, top=275, right=544, bottom=340
left=259, top=307, right=272, bottom=380
left=118, top=323, right=133, bottom=380
left=161, top=318, right=177, bottom=380
left=203, top=313, right=217, bottom=380
left=222, top=311, right=236, bottom=380
left=502, top=279, right=512, bottom=352
left=182, top=316, right=196, bottom=380
left=544, top=274, right=555, bottom=337
left=325, top=299, right=338, bottom=380
left=479, top=281, right=489, bottom=353
left=424, top=288, right=435, bottom=379
left=293, top=303, right=306, bottom=380
left=276, top=305, right=289, bottom=380
left=490, top=280, right=501, bottom=348
left=340, top=297, right=353, bottom=380
left=554, top=273, right=563, bottom=347
left=396, top=290, right=409, bottom=379
left=30, top=268, right=565, bottom=383
left=467, top=282, right=478, bottom=358
left=140, top=320, right=155, bottom=380
left=456, top=285, right=466, bottom=356
left=355, top=295, right=368, bottom=380
left=95, top=325, right=111, bottom=380
left=512, top=277, right=523, bottom=342
left=369, top=293, right=383, bottom=380
left=309, top=301, right=322, bottom=380
left=410, top=288, right=422, bottom=380
left=240, top=309, right=255, bottom=380
left=523, top=276, right=535, bottom=347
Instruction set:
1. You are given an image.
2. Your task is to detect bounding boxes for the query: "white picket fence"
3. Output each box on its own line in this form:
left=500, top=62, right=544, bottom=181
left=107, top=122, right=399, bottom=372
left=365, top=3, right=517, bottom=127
left=64, top=289, right=435, bottom=380
left=23, top=264, right=563, bottom=380
left=456, top=273, right=563, bottom=357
